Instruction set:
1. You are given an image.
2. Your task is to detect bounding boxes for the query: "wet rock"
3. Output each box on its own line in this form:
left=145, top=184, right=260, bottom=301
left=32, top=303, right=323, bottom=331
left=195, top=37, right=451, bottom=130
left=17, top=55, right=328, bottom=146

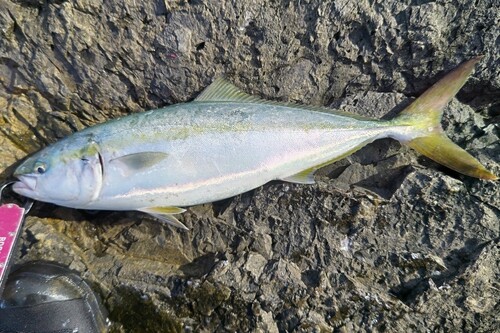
left=0, top=0, right=498, bottom=332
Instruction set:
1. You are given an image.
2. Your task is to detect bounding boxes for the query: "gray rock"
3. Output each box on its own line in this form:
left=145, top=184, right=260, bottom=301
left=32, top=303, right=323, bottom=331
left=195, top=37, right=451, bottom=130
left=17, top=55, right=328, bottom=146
left=0, top=0, right=498, bottom=332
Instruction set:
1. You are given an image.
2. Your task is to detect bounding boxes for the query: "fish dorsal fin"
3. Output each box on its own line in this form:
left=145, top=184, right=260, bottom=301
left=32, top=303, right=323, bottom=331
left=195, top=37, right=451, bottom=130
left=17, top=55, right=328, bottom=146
left=195, top=78, right=373, bottom=120
left=281, top=168, right=317, bottom=184
left=109, top=152, right=168, bottom=173
left=195, top=78, right=265, bottom=103
left=138, top=206, right=189, bottom=230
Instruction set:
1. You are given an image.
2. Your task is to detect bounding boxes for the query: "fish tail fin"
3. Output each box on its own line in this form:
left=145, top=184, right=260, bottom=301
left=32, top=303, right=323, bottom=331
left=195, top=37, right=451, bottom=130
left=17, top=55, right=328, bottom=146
left=393, top=57, right=497, bottom=180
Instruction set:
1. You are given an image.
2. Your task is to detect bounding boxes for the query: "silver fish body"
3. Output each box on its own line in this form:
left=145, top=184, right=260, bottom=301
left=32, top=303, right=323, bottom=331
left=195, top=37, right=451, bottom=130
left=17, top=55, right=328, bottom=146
left=12, top=60, right=498, bottom=227
left=15, top=101, right=408, bottom=209
left=71, top=102, right=407, bottom=210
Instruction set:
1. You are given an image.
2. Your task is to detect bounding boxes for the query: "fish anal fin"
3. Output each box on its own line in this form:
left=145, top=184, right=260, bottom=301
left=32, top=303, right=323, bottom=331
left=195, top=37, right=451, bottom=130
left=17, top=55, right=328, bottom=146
left=138, top=206, right=189, bottom=230
left=282, top=168, right=317, bottom=184
left=110, top=152, right=168, bottom=173
left=281, top=144, right=370, bottom=184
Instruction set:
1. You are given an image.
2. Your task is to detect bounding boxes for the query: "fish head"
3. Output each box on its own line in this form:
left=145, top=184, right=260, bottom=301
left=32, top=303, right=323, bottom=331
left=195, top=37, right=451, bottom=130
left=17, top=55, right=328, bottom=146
left=12, top=136, right=103, bottom=207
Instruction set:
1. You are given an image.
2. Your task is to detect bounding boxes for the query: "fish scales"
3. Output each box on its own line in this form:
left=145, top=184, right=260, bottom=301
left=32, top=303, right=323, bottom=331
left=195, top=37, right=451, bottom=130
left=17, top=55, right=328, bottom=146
left=79, top=103, right=393, bottom=209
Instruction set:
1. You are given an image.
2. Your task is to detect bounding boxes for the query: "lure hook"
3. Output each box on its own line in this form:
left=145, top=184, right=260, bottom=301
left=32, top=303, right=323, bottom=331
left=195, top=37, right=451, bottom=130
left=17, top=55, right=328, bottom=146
left=0, top=181, right=33, bottom=214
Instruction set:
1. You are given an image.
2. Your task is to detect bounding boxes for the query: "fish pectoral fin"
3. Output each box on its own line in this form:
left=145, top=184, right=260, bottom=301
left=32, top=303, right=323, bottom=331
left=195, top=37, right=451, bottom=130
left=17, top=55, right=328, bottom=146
left=138, top=206, right=189, bottom=230
left=194, top=78, right=264, bottom=103
left=109, top=152, right=168, bottom=173
left=281, top=168, right=316, bottom=184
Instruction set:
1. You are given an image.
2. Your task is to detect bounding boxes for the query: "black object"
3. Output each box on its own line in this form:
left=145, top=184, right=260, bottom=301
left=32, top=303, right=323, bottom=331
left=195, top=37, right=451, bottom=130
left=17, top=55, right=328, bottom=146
left=0, top=261, right=108, bottom=333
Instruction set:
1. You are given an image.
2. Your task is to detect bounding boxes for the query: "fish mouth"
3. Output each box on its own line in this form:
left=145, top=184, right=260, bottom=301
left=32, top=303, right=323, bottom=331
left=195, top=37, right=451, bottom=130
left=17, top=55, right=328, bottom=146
left=12, top=175, right=37, bottom=196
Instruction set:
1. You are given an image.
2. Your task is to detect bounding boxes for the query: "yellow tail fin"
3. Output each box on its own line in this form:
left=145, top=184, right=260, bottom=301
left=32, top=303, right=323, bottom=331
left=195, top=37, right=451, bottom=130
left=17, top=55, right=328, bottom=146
left=396, top=57, right=497, bottom=180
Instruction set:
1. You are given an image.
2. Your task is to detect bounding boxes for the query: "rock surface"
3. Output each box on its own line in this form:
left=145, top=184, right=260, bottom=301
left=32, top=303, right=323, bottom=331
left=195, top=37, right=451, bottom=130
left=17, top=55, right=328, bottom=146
left=0, top=0, right=498, bottom=332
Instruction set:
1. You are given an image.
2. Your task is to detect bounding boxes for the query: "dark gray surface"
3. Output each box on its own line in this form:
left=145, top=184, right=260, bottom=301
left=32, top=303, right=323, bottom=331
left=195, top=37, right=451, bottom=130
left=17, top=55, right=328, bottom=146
left=1, top=0, right=498, bottom=331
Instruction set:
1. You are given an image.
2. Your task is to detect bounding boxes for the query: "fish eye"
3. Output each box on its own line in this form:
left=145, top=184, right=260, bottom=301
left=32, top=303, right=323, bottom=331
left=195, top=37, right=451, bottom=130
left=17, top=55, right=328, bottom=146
left=34, top=161, right=47, bottom=174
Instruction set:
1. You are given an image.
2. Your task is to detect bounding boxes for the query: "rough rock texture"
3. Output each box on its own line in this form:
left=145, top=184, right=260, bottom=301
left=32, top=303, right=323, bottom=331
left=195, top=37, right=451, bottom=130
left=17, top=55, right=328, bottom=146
left=1, top=0, right=499, bottom=332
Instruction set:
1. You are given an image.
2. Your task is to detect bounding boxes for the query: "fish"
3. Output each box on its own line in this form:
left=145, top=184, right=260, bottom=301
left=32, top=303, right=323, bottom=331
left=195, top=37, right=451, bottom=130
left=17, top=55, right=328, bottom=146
left=11, top=58, right=498, bottom=230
